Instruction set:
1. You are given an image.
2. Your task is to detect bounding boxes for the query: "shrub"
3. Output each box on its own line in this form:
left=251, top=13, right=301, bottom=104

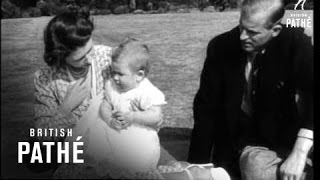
left=133, top=9, right=145, bottom=14
left=10, top=0, right=38, bottom=8
left=21, top=11, right=30, bottom=18
left=98, top=9, right=111, bottom=15
left=227, top=0, right=239, bottom=9
left=93, top=0, right=111, bottom=10
left=146, top=2, right=153, bottom=11
left=168, top=4, right=190, bottom=13
left=129, top=0, right=136, bottom=11
left=168, top=4, right=178, bottom=12
left=159, top=1, right=170, bottom=12
left=113, top=5, right=129, bottom=14
left=20, top=7, right=41, bottom=18
left=2, top=0, right=22, bottom=18
left=37, top=0, right=60, bottom=16
left=198, top=0, right=210, bottom=11
left=55, top=5, right=69, bottom=14
left=176, top=8, right=190, bottom=13
left=213, top=0, right=230, bottom=12
left=203, top=5, right=215, bottom=12
left=29, top=7, right=42, bottom=17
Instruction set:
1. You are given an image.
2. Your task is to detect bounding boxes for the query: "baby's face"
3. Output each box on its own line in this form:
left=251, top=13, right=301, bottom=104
left=111, top=61, right=138, bottom=92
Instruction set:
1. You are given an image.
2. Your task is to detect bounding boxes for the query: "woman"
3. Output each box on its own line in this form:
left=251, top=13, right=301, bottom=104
left=33, top=6, right=114, bottom=178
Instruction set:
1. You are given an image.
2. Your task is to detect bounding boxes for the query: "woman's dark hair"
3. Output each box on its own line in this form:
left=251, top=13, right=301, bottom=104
left=43, top=6, right=94, bottom=68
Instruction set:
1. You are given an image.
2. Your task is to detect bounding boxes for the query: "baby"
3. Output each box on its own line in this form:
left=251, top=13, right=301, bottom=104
left=67, top=38, right=231, bottom=180
left=99, top=38, right=166, bottom=178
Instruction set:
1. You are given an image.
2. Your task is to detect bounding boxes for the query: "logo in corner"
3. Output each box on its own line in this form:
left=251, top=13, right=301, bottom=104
left=285, top=0, right=312, bottom=29
left=294, top=0, right=306, bottom=10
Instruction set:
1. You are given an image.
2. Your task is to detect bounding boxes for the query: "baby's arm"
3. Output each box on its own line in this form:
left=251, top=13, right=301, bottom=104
left=113, top=106, right=163, bottom=130
left=100, top=99, right=126, bottom=130
left=132, top=105, right=163, bottom=129
left=99, top=99, right=113, bottom=124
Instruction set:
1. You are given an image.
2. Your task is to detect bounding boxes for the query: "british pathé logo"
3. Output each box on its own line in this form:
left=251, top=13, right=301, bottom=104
left=286, top=13, right=312, bottom=28
left=294, top=0, right=306, bottom=10
left=285, top=0, right=312, bottom=28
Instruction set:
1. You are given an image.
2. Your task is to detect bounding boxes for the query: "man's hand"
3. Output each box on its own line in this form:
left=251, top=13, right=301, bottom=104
left=280, top=149, right=307, bottom=180
left=280, top=133, right=313, bottom=180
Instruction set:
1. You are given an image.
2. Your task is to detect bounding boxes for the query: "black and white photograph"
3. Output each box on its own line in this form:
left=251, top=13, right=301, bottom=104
left=1, top=0, right=314, bottom=179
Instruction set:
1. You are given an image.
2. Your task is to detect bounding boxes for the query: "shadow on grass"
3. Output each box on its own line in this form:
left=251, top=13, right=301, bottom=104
left=159, top=127, right=242, bottom=180
left=159, top=127, right=192, bottom=162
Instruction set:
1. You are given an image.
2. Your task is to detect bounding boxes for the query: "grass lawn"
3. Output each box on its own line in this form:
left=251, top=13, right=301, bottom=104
left=1, top=10, right=313, bottom=179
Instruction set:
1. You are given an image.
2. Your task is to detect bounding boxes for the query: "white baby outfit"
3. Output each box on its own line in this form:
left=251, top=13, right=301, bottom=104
left=98, top=78, right=167, bottom=177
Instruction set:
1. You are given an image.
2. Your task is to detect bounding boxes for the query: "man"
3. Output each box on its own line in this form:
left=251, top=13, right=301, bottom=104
left=188, top=0, right=313, bottom=179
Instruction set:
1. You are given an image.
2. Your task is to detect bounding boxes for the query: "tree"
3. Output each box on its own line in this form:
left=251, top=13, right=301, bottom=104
left=93, top=0, right=110, bottom=9
left=1, top=0, right=21, bottom=18
left=129, top=0, right=136, bottom=11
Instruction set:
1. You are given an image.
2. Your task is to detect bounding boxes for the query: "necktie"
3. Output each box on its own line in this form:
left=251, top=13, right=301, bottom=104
left=241, top=53, right=259, bottom=117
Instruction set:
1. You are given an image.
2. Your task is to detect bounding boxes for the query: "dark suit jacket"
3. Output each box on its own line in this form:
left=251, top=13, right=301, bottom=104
left=188, top=25, right=313, bottom=177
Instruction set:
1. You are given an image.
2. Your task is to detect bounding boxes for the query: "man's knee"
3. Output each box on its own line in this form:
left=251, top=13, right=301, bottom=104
left=240, top=146, right=269, bottom=167
left=240, top=147, right=260, bottom=171
left=239, top=146, right=281, bottom=180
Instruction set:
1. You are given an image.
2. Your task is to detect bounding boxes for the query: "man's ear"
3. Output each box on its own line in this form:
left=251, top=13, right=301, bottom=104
left=136, top=70, right=145, bottom=82
left=271, top=24, right=282, bottom=38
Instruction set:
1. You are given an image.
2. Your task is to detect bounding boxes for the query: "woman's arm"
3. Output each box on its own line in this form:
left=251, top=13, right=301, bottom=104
left=34, top=69, right=90, bottom=141
left=34, top=69, right=78, bottom=141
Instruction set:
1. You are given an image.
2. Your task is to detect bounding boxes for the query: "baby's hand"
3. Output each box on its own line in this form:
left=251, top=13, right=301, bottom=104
left=112, top=111, right=134, bottom=129
left=109, top=118, right=124, bottom=130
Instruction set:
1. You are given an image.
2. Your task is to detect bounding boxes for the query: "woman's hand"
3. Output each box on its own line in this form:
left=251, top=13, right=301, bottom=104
left=60, top=76, right=91, bottom=115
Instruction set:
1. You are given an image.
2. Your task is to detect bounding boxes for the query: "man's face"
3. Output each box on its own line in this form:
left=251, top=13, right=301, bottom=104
left=239, top=12, right=274, bottom=53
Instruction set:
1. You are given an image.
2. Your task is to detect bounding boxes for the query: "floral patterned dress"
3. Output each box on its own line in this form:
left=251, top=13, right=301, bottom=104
left=34, top=44, right=112, bottom=141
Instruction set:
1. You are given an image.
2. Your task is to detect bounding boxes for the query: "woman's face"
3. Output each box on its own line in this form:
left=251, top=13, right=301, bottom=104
left=65, top=38, right=93, bottom=68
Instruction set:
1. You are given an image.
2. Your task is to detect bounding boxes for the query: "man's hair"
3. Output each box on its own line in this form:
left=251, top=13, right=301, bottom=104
left=112, top=38, right=150, bottom=75
left=241, top=0, right=285, bottom=28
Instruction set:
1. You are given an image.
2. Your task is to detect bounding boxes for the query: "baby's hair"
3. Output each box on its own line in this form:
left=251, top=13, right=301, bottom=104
left=112, top=38, right=150, bottom=75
